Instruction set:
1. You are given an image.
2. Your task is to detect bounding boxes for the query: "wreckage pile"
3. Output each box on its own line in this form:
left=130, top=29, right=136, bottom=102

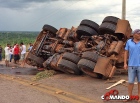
left=25, top=16, right=132, bottom=79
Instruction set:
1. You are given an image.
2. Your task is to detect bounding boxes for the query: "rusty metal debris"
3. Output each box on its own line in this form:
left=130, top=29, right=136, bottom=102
left=25, top=16, right=132, bottom=79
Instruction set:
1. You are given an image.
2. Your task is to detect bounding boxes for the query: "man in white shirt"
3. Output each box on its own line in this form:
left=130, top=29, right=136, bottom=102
left=4, top=44, right=10, bottom=67
left=20, top=42, right=26, bottom=67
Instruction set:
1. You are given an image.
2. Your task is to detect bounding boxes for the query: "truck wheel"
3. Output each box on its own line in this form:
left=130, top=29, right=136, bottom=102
left=26, top=53, right=44, bottom=67
left=62, top=52, right=80, bottom=64
left=26, top=59, right=37, bottom=66
left=78, top=59, right=96, bottom=71
left=82, top=51, right=98, bottom=63
left=80, top=19, right=99, bottom=33
left=58, top=59, right=81, bottom=75
left=99, top=22, right=116, bottom=35
left=81, top=68, right=103, bottom=79
left=102, top=16, right=119, bottom=24
left=42, top=24, right=58, bottom=35
left=76, top=25, right=98, bottom=39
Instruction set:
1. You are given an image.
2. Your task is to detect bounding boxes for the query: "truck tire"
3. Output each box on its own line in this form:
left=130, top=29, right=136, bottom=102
left=42, top=24, right=58, bottom=35
left=82, top=51, right=98, bottom=63
left=76, top=25, right=98, bottom=39
left=81, top=68, right=103, bottom=79
left=99, top=22, right=116, bottom=35
left=80, top=19, right=99, bottom=33
left=102, top=16, right=119, bottom=24
left=78, top=59, right=96, bottom=71
left=58, top=59, right=81, bottom=75
left=62, top=52, right=80, bottom=64
left=26, top=53, right=44, bottom=67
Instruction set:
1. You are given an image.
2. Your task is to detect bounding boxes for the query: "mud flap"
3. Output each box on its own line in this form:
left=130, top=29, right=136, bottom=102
left=93, top=57, right=116, bottom=78
left=115, top=19, right=132, bottom=39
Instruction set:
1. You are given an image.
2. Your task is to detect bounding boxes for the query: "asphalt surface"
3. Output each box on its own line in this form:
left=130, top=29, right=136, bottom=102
left=0, top=77, right=68, bottom=103
left=0, top=60, right=139, bottom=103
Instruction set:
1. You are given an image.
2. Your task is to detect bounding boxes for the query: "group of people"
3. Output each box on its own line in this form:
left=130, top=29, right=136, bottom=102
left=2, top=42, right=33, bottom=67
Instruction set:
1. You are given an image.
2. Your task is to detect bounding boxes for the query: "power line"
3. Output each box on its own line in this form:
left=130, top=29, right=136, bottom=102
left=43, top=0, right=98, bottom=28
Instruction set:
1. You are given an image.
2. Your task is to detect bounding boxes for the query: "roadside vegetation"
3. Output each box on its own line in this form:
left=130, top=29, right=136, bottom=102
left=32, top=70, right=56, bottom=81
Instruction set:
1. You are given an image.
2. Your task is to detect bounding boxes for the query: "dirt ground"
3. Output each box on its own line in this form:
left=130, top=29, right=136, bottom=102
left=0, top=59, right=138, bottom=103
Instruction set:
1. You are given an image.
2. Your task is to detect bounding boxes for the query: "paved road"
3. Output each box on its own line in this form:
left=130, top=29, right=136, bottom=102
left=0, top=77, right=68, bottom=103
left=0, top=61, right=138, bottom=103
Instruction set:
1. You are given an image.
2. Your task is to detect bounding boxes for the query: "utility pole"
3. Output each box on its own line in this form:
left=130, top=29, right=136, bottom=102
left=122, top=0, right=126, bottom=20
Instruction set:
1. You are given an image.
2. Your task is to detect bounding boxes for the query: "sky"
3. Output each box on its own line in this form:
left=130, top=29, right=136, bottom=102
left=0, top=0, right=139, bottom=31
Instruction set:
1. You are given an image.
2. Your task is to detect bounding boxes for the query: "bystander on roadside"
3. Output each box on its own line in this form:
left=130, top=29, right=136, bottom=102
left=4, top=44, right=10, bottom=66
left=13, top=44, right=20, bottom=64
left=9, top=46, right=14, bottom=62
left=28, top=43, right=33, bottom=52
left=124, top=29, right=140, bottom=103
left=20, top=42, right=26, bottom=67
left=0, top=45, right=2, bottom=61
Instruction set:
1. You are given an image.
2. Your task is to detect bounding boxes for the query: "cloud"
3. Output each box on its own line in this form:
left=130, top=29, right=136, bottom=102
left=0, top=0, right=82, bottom=10
left=0, top=0, right=54, bottom=10
left=0, top=0, right=140, bottom=31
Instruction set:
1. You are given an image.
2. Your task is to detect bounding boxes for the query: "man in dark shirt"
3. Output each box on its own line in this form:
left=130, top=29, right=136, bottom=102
left=0, top=45, right=2, bottom=61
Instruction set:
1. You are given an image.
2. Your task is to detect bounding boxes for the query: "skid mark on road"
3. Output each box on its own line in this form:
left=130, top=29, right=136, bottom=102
left=0, top=74, right=99, bottom=103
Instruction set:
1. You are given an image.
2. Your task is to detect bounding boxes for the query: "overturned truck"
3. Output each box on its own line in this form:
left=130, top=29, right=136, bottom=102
left=25, top=16, right=132, bottom=79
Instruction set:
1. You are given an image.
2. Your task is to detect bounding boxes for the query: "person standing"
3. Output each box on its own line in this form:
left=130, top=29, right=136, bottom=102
left=4, top=44, right=10, bottom=66
left=124, top=29, right=140, bottom=103
left=28, top=43, right=33, bottom=52
left=0, top=45, right=2, bottom=61
left=9, top=46, right=14, bottom=62
left=13, top=44, right=20, bottom=64
left=20, top=42, right=26, bottom=67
